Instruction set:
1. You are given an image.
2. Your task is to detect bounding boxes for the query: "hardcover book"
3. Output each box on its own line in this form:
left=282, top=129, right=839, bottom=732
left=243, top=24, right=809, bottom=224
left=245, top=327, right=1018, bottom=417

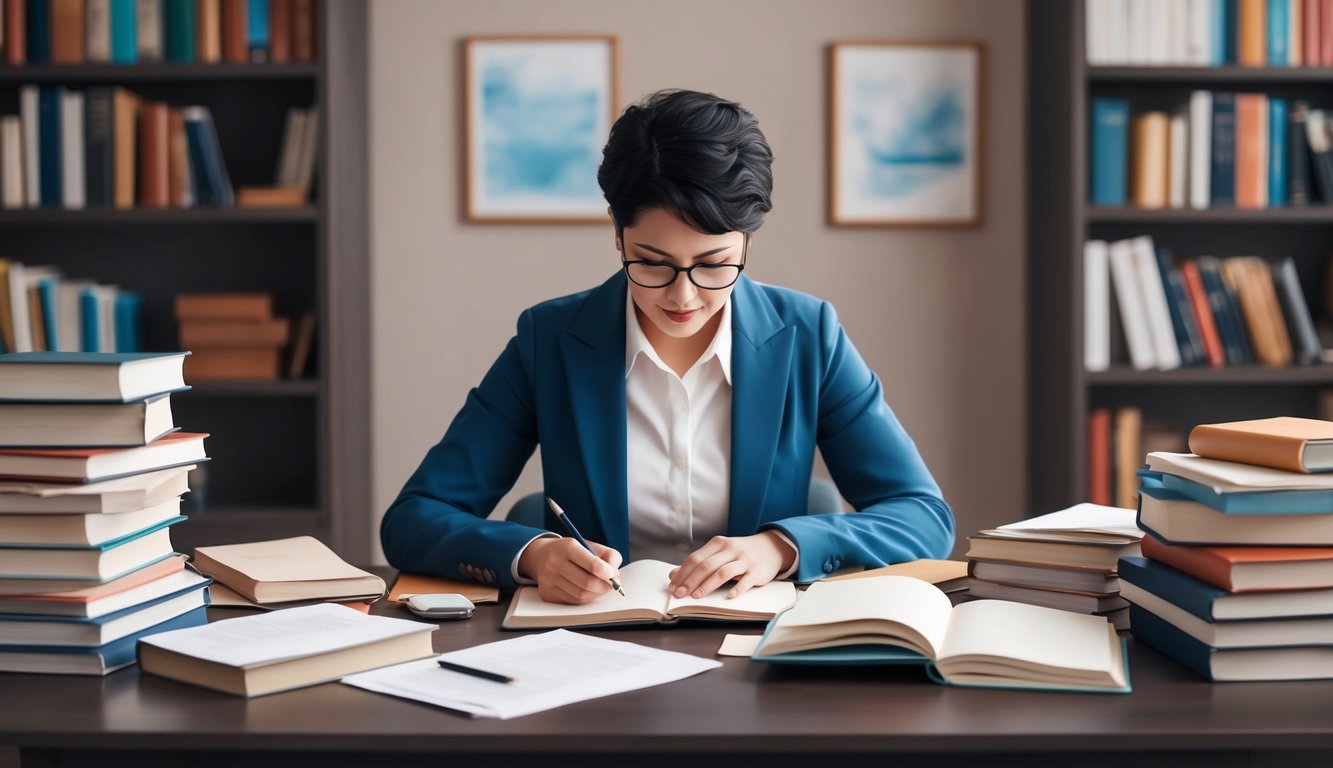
left=1190, top=416, right=1333, bottom=473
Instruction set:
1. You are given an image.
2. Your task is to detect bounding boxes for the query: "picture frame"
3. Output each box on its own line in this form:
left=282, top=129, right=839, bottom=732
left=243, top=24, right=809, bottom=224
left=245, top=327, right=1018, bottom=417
left=828, top=41, right=984, bottom=227
left=463, top=35, right=619, bottom=223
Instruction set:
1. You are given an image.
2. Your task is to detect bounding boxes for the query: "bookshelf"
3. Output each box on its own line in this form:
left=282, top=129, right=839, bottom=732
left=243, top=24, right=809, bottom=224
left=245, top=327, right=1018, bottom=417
left=1028, top=0, right=1333, bottom=514
left=0, top=2, right=369, bottom=559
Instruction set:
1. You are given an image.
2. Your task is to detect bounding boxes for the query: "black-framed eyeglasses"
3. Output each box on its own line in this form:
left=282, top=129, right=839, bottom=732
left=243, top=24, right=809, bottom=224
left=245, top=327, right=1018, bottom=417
left=619, top=233, right=748, bottom=290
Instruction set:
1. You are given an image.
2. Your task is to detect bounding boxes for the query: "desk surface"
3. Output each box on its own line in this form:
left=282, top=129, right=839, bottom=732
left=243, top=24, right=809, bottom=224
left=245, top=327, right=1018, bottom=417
left=2, top=589, right=1333, bottom=761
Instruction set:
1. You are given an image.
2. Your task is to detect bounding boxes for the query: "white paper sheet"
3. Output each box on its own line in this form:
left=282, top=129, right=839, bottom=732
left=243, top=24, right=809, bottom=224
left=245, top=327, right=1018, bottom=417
left=341, top=628, right=722, bottom=719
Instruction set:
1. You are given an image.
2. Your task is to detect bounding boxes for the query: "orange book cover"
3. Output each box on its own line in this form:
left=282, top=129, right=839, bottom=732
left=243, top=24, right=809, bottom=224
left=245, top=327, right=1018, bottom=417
left=220, top=0, right=246, bottom=63
left=1113, top=406, right=1142, bottom=510
left=1234, top=94, right=1268, bottom=209
left=138, top=101, right=170, bottom=209
left=1324, top=0, right=1333, bottom=65
left=185, top=348, right=282, bottom=380
left=1222, top=257, right=1280, bottom=366
left=1189, top=416, right=1333, bottom=473
left=1088, top=407, right=1111, bottom=506
left=1130, top=112, right=1169, bottom=209
left=3, top=0, right=25, bottom=64
left=50, top=0, right=86, bottom=64
left=179, top=318, right=291, bottom=347
left=1141, top=535, right=1333, bottom=592
left=174, top=293, right=274, bottom=322
left=1247, top=257, right=1293, bottom=366
left=2, top=556, right=187, bottom=602
left=197, top=0, right=221, bottom=63
left=112, top=88, right=140, bottom=210
left=291, top=0, right=314, bottom=61
left=1306, top=0, right=1321, bottom=65
left=167, top=108, right=191, bottom=207
left=1180, top=260, right=1225, bottom=367
left=268, top=0, right=291, bottom=62
left=1239, top=0, right=1266, bottom=66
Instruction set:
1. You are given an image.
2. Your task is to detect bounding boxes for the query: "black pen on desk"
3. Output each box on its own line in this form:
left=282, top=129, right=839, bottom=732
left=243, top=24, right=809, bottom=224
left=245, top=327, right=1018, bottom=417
left=437, top=659, right=515, bottom=684
left=545, top=496, right=626, bottom=597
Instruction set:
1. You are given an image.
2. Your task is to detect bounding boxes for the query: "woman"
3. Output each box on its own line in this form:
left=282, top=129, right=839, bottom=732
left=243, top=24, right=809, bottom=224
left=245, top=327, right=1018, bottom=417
left=381, top=89, right=954, bottom=605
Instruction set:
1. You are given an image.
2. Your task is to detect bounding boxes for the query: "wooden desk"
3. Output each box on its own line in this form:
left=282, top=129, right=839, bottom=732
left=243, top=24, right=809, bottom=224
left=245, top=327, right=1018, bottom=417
left=2, top=595, right=1332, bottom=768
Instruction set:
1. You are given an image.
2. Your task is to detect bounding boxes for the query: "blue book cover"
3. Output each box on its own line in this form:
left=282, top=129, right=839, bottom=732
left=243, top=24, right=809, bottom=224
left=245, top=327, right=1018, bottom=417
left=1267, top=0, right=1290, bottom=65
left=163, top=0, right=196, bottom=62
left=37, top=278, right=60, bottom=353
left=79, top=288, right=99, bottom=352
left=1119, top=555, right=1234, bottom=622
left=1224, top=0, right=1239, bottom=63
left=1128, top=605, right=1220, bottom=680
left=1269, top=98, right=1287, bottom=206
left=1155, top=248, right=1203, bottom=366
left=1144, top=473, right=1333, bottom=514
left=0, top=351, right=189, bottom=365
left=1090, top=98, right=1129, bottom=206
left=0, top=575, right=209, bottom=646
left=184, top=109, right=234, bottom=206
left=25, top=0, right=50, bottom=63
left=113, top=291, right=142, bottom=353
left=1210, top=92, right=1236, bottom=206
left=109, top=0, right=137, bottom=63
left=0, top=606, right=207, bottom=675
left=247, top=0, right=270, bottom=61
left=37, top=87, right=64, bottom=209
left=1210, top=0, right=1229, bottom=65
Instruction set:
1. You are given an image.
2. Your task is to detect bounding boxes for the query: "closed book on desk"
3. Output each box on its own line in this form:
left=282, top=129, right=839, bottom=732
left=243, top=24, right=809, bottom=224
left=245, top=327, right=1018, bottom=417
left=1190, top=416, right=1333, bottom=473
left=965, top=579, right=1128, bottom=614
left=0, top=604, right=205, bottom=675
left=137, top=603, right=435, bottom=697
left=1145, top=451, right=1333, bottom=510
left=503, top=559, right=797, bottom=629
left=1124, top=581, right=1333, bottom=649
left=0, top=519, right=178, bottom=579
left=0, top=553, right=186, bottom=615
left=0, top=496, right=181, bottom=546
left=0, top=351, right=188, bottom=402
left=0, top=464, right=191, bottom=513
left=968, top=559, right=1120, bottom=594
left=751, top=576, right=1129, bottom=694
left=0, top=393, right=176, bottom=448
left=191, top=535, right=385, bottom=605
left=1138, top=485, right=1333, bottom=545
left=1141, top=534, right=1333, bottom=591
left=1119, top=555, right=1333, bottom=621
left=0, top=431, right=208, bottom=483
left=0, top=570, right=207, bottom=646
left=1130, top=605, right=1333, bottom=681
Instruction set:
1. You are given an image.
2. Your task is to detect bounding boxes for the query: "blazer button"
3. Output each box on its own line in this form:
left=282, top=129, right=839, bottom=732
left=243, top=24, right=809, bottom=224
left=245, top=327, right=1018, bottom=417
left=457, top=563, right=468, bottom=575
left=822, top=560, right=834, bottom=574
left=833, top=557, right=842, bottom=569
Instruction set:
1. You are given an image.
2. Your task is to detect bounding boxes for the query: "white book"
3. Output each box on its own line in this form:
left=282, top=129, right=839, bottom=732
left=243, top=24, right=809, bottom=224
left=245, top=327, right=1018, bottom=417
left=1127, top=0, right=1149, bottom=63
left=276, top=108, right=305, bottom=186
left=0, top=527, right=175, bottom=579
left=1168, top=111, right=1188, bottom=208
left=1185, top=0, right=1213, bottom=64
left=19, top=265, right=57, bottom=352
left=1131, top=236, right=1181, bottom=370
left=85, top=0, right=111, bottom=62
left=0, top=577, right=207, bottom=647
left=1, top=117, right=23, bottom=210
left=1108, top=238, right=1156, bottom=370
left=1086, top=0, right=1107, bottom=64
left=1256, top=94, right=1269, bottom=206
left=20, top=86, right=39, bottom=209
left=1188, top=90, right=1212, bottom=209
left=0, top=465, right=193, bottom=515
left=1146, top=451, right=1333, bottom=491
left=1109, top=0, right=1130, bottom=63
left=61, top=91, right=85, bottom=210
left=136, top=0, right=163, bottom=60
left=5, top=262, right=32, bottom=354
left=1150, top=0, right=1172, bottom=64
left=95, top=285, right=118, bottom=353
left=1084, top=240, right=1111, bottom=372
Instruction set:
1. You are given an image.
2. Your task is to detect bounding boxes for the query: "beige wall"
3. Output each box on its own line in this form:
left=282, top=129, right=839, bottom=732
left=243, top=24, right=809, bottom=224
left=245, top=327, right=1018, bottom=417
left=368, top=0, right=1028, bottom=562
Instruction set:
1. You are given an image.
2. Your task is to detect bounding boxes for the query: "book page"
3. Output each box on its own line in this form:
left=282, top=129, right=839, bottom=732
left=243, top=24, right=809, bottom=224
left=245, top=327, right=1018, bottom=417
left=1148, top=452, right=1333, bottom=490
left=767, top=576, right=952, bottom=658
left=665, top=578, right=797, bottom=619
left=508, top=559, right=674, bottom=623
left=997, top=503, right=1141, bottom=538
left=937, top=600, right=1119, bottom=682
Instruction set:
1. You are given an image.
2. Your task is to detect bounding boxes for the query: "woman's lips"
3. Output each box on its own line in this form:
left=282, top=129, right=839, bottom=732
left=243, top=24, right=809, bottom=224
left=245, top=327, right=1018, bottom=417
left=663, top=308, right=699, bottom=323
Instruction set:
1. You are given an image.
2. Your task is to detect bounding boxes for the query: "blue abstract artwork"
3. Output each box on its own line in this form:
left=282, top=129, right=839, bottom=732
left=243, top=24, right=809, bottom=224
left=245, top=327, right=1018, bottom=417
left=467, top=38, right=615, bottom=220
left=832, top=44, right=981, bottom=226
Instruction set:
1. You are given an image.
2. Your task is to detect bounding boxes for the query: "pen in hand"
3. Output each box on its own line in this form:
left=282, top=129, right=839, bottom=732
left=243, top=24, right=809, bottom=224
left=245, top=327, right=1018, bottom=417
left=545, top=496, right=626, bottom=597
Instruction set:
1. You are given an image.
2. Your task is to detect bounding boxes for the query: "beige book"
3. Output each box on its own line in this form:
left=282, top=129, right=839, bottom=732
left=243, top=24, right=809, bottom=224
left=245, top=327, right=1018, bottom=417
left=191, top=536, right=385, bottom=604
left=138, top=603, right=435, bottom=697
left=823, top=558, right=969, bottom=592
left=387, top=572, right=499, bottom=605
left=1131, top=111, right=1169, bottom=209
left=752, top=575, right=1129, bottom=693
left=502, top=559, right=797, bottom=629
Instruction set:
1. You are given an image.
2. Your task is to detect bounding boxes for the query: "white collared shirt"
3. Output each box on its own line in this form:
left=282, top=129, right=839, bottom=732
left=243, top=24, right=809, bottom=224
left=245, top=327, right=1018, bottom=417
left=624, top=290, right=734, bottom=564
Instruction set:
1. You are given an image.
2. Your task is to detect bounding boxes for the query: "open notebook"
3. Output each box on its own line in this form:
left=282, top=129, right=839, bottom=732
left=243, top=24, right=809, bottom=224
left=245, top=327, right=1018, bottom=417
left=751, top=575, right=1130, bottom=693
left=502, top=559, right=798, bottom=629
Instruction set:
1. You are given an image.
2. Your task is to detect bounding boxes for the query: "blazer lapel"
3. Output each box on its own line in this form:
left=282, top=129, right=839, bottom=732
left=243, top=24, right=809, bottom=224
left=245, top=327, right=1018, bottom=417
left=559, top=273, right=630, bottom=556
left=728, top=276, right=793, bottom=536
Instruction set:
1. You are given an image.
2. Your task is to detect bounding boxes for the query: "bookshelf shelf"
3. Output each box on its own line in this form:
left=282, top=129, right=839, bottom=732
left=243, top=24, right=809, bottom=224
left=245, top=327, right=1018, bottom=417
left=1086, top=366, right=1333, bottom=386
left=1029, top=1, right=1333, bottom=514
left=189, top=380, right=320, bottom=397
left=0, top=207, right=318, bottom=224
left=1087, top=207, right=1333, bottom=224
left=0, top=64, right=320, bottom=83
left=1089, top=66, right=1333, bottom=84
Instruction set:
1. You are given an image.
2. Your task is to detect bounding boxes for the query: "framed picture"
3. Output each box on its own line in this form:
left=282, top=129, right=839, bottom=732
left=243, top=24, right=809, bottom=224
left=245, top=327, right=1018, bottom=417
left=828, top=41, right=984, bottom=227
left=464, top=35, right=619, bottom=223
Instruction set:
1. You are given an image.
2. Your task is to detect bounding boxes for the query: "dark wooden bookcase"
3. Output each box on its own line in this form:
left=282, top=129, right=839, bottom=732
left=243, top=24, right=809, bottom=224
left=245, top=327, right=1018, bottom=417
left=0, top=1, right=370, bottom=559
left=1028, top=0, right=1333, bottom=514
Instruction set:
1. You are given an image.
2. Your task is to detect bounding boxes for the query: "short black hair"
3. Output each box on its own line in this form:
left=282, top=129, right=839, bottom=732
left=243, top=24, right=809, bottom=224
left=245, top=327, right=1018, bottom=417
left=597, top=89, right=773, bottom=234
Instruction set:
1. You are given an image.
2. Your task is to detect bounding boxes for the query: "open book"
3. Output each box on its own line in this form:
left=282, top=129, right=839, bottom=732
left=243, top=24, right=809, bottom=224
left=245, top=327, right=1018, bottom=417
left=751, top=575, right=1130, bottom=693
left=502, top=559, right=798, bottom=629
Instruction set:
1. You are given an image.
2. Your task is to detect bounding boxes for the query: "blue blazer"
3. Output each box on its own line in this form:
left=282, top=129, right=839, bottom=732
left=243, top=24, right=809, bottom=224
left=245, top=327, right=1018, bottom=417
left=381, top=272, right=954, bottom=589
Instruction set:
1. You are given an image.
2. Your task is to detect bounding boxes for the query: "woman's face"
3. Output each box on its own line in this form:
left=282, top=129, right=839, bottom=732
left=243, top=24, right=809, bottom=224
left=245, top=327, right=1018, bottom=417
left=617, top=207, right=746, bottom=343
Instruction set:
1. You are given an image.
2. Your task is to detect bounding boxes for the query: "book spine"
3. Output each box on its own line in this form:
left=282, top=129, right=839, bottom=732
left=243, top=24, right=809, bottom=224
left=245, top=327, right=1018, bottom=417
left=268, top=0, right=289, bottom=62
left=162, top=0, right=194, bottom=62
left=1306, top=0, right=1322, bottom=64
left=1210, top=92, right=1237, bottom=206
left=219, top=0, right=243, bottom=62
left=1133, top=236, right=1181, bottom=369
left=113, top=290, right=140, bottom=353
left=167, top=107, right=193, bottom=208
left=1114, top=406, right=1142, bottom=509
left=1269, top=98, right=1287, bottom=206
left=135, top=0, right=160, bottom=60
left=1267, top=0, right=1290, bottom=64
left=1108, top=238, right=1157, bottom=370
left=1139, top=534, right=1235, bottom=590
left=137, top=101, right=169, bottom=209
left=1088, top=407, right=1112, bottom=506
left=108, top=0, right=134, bottom=62
left=1273, top=257, right=1322, bottom=365
left=37, top=276, right=58, bottom=352
left=290, top=0, right=312, bottom=61
left=25, top=0, right=49, bottom=63
left=1180, top=259, right=1226, bottom=367
left=1235, top=93, right=1267, bottom=209
left=196, top=0, right=219, bottom=63
left=1128, top=605, right=1218, bottom=680
left=111, top=88, right=137, bottom=210
left=84, top=0, right=109, bottom=62
left=1085, top=239, right=1110, bottom=372
left=1305, top=110, right=1333, bottom=202
left=0, top=117, right=22, bottom=210
left=245, top=0, right=265, bottom=62
left=37, top=86, right=63, bottom=210
left=79, top=287, right=99, bottom=353
left=1188, top=422, right=1311, bottom=472
left=1091, top=97, right=1130, bottom=206
left=1238, top=0, right=1266, bottom=65
left=50, top=0, right=85, bottom=64
left=84, top=87, right=113, bottom=208
left=20, top=85, right=38, bottom=208
left=4, top=0, right=25, bottom=65
left=1119, top=556, right=1224, bottom=621
left=1132, top=111, right=1170, bottom=209
left=60, top=90, right=84, bottom=210
left=1289, top=101, right=1312, bottom=205
left=1188, top=90, right=1212, bottom=209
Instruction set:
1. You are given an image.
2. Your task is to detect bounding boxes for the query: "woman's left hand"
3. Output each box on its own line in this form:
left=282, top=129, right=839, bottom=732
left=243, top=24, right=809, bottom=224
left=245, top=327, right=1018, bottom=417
left=668, top=531, right=797, bottom=600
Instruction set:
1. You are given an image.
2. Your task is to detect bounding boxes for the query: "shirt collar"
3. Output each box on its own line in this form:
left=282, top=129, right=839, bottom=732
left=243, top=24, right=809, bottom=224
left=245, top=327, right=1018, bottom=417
left=624, top=290, right=732, bottom=384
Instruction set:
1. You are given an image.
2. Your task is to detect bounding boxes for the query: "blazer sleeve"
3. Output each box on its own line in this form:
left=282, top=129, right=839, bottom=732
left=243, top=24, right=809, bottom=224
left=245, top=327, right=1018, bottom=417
left=761, top=301, right=956, bottom=582
left=379, top=309, right=551, bottom=590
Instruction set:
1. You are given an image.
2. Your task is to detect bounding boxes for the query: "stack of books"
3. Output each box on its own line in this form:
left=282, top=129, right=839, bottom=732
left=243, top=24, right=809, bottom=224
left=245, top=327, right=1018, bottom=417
left=1124, top=416, right=1333, bottom=681
left=964, top=503, right=1144, bottom=630
left=175, top=293, right=290, bottom=381
left=0, top=351, right=211, bottom=675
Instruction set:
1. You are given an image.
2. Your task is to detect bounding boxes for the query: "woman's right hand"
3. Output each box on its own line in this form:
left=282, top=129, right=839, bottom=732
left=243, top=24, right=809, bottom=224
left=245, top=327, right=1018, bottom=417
left=517, top=537, right=623, bottom=604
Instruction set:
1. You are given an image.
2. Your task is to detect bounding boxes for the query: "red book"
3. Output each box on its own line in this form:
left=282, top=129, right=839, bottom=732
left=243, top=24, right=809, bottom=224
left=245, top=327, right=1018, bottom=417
left=3, top=0, right=24, bottom=64
left=0, top=432, right=209, bottom=483
left=1234, top=93, right=1268, bottom=209
left=138, top=101, right=170, bottom=209
left=220, top=0, right=247, bottom=63
left=268, top=0, right=291, bottom=62
left=50, top=0, right=86, bottom=64
left=1324, top=0, right=1333, bottom=66
left=291, top=0, right=314, bottom=61
left=1179, top=260, right=1224, bottom=367
left=1306, top=0, right=1322, bottom=66
left=1088, top=407, right=1111, bottom=507
left=1142, top=534, right=1333, bottom=592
